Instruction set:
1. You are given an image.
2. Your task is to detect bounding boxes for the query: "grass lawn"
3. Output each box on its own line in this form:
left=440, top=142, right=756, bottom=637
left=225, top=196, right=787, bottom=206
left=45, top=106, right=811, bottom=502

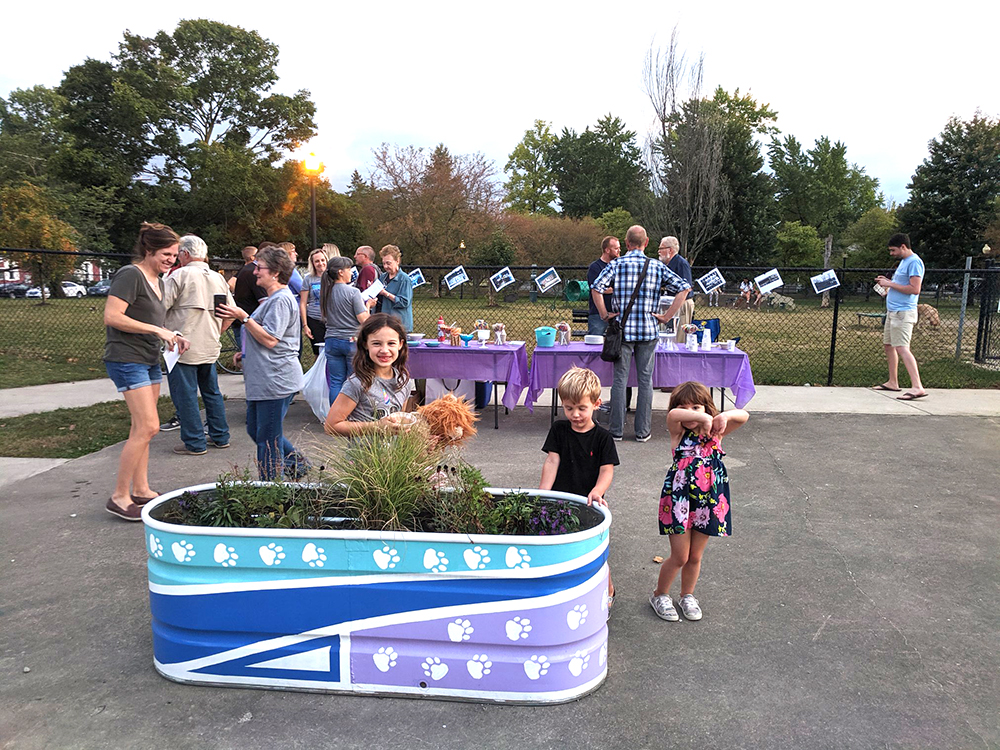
left=1, top=294, right=997, bottom=390
left=0, top=396, right=175, bottom=459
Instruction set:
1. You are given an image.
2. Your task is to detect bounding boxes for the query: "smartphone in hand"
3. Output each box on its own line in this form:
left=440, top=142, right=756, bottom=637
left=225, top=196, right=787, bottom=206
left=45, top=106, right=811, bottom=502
left=213, top=294, right=227, bottom=316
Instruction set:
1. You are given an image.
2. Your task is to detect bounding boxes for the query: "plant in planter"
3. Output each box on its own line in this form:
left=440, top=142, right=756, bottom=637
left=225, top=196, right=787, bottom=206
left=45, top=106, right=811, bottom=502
left=143, top=408, right=612, bottom=704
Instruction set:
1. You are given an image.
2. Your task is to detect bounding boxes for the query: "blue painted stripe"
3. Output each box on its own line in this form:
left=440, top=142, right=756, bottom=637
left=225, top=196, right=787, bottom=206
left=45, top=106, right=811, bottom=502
left=152, top=552, right=606, bottom=665
left=191, top=634, right=341, bottom=682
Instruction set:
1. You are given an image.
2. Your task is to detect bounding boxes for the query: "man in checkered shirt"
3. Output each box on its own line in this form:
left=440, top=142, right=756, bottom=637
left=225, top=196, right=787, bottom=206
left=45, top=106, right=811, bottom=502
left=591, top=225, right=691, bottom=442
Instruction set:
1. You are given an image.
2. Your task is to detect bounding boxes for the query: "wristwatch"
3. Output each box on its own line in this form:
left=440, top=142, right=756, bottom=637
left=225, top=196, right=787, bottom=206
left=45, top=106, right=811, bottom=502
left=242, top=314, right=251, bottom=324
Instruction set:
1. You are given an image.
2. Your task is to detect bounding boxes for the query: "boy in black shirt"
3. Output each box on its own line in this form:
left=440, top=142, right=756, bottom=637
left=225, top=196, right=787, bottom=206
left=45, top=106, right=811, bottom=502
left=540, top=367, right=619, bottom=607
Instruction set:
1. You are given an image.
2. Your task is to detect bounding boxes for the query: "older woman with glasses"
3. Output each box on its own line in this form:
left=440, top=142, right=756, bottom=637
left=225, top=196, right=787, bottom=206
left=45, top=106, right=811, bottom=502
left=375, top=244, right=413, bottom=332
left=218, top=246, right=307, bottom=480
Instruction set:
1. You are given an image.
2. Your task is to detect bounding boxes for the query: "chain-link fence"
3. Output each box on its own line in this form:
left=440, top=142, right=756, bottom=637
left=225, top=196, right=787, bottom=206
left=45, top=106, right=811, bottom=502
left=2, top=250, right=998, bottom=390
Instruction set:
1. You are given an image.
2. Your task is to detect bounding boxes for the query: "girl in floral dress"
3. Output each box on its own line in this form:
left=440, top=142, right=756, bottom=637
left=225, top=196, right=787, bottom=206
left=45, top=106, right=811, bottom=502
left=650, top=381, right=749, bottom=622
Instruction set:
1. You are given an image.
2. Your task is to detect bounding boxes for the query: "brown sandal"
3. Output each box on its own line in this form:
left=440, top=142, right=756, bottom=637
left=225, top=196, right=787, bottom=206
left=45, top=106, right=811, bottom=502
left=105, top=498, right=142, bottom=521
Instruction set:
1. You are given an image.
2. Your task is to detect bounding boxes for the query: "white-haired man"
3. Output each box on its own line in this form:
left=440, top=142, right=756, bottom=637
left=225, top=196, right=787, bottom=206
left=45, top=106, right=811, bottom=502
left=163, top=235, right=236, bottom=455
left=657, top=236, right=695, bottom=343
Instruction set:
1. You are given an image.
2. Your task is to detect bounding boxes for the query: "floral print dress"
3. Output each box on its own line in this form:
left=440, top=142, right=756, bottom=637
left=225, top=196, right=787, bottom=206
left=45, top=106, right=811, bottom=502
left=659, top=429, right=731, bottom=536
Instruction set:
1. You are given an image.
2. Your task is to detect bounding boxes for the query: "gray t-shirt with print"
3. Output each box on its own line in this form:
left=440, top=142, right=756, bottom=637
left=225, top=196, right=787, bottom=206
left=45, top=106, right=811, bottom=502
left=302, top=273, right=324, bottom=321
left=324, top=282, right=367, bottom=339
left=340, top=372, right=413, bottom=422
left=242, top=288, right=304, bottom=401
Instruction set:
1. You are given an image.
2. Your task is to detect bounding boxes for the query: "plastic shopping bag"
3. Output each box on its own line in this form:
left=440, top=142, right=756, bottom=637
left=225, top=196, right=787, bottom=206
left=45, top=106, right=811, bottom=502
left=301, top=344, right=330, bottom=423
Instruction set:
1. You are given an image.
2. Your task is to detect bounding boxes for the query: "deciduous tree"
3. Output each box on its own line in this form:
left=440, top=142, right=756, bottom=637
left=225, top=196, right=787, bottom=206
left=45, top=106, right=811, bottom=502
left=898, top=114, right=1000, bottom=267
left=504, top=120, right=557, bottom=215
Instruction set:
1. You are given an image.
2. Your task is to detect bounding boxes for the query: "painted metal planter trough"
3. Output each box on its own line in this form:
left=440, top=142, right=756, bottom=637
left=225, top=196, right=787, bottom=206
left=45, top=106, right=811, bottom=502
left=141, top=485, right=611, bottom=704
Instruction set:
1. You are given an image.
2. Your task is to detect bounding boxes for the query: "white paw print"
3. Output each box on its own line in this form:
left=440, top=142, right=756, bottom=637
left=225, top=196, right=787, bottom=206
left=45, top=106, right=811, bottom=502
left=599, top=643, right=608, bottom=666
left=566, top=604, right=588, bottom=630
left=523, top=655, right=549, bottom=680
left=171, top=540, right=195, bottom=562
left=420, top=656, right=449, bottom=681
left=148, top=534, right=163, bottom=558
left=466, top=654, right=492, bottom=679
left=373, top=545, right=400, bottom=570
left=213, top=543, right=239, bottom=567
left=372, top=646, right=398, bottom=672
left=463, top=545, right=491, bottom=570
left=504, top=616, right=532, bottom=641
left=568, top=650, right=591, bottom=677
left=422, top=548, right=449, bottom=573
left=447, top=618, right=474, bottom=642
left=258, top=543, right=285, bottom=566
left=302, top=543, right=326, bottom=567
left=505, top=546, right=531, bottom=569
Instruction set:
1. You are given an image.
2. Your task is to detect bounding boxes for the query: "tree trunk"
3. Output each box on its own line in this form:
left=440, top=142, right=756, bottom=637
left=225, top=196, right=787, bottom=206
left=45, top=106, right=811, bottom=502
left=820, top=234, right=833, bottom=308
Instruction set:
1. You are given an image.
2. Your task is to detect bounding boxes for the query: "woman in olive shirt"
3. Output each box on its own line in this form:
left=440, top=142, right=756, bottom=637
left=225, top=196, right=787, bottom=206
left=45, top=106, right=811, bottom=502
left=103, top=222, right=189, bottom=521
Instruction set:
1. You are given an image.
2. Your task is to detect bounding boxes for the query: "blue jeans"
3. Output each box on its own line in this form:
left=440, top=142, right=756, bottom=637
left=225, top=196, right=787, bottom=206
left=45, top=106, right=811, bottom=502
left=166, top=362, right=230, bottom=451
left=246, top=395, right=299, bottom=480
left=325, top=336, right=355, bottom=403
left=610, top=339, right=656, bottom=440
left=587, top=313, right=608, bottom=336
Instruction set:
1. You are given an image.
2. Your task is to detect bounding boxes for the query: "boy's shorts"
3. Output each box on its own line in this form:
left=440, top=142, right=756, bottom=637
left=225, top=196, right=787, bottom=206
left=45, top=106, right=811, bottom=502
left=883, top=309, right=917, bottom=347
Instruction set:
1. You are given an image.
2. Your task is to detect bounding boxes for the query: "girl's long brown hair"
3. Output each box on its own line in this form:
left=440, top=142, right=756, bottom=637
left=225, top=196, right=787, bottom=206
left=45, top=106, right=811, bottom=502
left=351, top=313, right=409, bottom=392
left=668, top=381, right=719, bottom=417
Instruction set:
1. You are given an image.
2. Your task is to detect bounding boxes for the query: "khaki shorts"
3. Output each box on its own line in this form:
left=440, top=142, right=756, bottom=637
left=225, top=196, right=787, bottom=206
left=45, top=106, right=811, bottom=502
left=883, top=309, right=918, bottom=347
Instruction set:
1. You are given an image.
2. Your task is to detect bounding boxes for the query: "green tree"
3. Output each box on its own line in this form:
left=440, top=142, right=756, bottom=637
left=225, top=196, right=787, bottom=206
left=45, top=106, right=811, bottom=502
left=769, top=135, right=879, bottom=303
left=844, top=205, right=899, bottom=269
left=548, top=114, right=648, bottom=219
left=897, top=114, right=1000, bottom=266
left=469, top=230, right=518, bottom=306
left=504, top=120, right=557, bottom=215
left=772, top=221, right=824, bottom=267
left=698, top=88, right=779, bottom=266
left=0, top=86, right=68, bottom=183
left=0, top=183, right=79, bottom=300
left=597, top=207, right=634, bottom=243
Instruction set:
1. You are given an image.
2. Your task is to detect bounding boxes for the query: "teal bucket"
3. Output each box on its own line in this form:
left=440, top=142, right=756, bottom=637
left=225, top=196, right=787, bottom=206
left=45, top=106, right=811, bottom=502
left=564, top=279, right=590, bottom=302
left=535, top=326, right=556, bottom=347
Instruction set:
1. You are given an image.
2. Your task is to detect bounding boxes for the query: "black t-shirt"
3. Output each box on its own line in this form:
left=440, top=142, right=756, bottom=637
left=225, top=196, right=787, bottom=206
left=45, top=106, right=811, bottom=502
left=542, top=419, right=620, bottom=499
left=587, top=258, right=613, bottom=316
left=234, top=262, right=267, bottom=315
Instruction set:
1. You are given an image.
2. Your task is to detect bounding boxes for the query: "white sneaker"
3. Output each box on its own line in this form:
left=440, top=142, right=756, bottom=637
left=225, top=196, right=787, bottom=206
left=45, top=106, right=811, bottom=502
left=636, top=434, right=651, bottom=443
left=677, top=594, right=702, bottom=620
left=649, top=594, right=679, bottom=621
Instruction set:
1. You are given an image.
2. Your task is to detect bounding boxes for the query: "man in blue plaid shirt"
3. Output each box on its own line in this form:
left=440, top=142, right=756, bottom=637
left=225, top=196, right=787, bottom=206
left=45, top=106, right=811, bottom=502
left=591, top=225, right=691, bottom=442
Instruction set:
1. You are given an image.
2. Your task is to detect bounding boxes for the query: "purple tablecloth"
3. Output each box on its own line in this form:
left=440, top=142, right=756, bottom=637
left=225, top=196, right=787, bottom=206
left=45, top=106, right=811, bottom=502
left=407, top=342, right=529, bottom=410
left=526, top=342, right=756, bottom=410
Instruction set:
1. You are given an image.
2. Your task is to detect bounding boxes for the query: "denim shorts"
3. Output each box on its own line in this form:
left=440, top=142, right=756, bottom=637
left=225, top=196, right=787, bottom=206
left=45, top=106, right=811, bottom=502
left=105, top=361, right=163, bottom=392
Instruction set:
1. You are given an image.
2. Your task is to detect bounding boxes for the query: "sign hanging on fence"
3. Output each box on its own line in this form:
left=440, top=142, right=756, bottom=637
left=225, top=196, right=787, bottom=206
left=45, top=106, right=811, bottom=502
left=755, top=269, right=784, bottom=295
left=810, top=270, right=840, bottom=294
left=408, top=268, right=427, bottom=288
left=535, top=267, right=561, bottom=293
left=490, top=266, right=516, bottom=292
left=444, top=265, right=470, bottom=290
left=697, top=268, right=726, bottom=294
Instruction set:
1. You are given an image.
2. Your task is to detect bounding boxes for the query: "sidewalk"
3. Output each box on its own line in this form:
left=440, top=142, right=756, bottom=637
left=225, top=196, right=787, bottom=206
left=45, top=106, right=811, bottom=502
left=3, top=375, right=999, bottom=419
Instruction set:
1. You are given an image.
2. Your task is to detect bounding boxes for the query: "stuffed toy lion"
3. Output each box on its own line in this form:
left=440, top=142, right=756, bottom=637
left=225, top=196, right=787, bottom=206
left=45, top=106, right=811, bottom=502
left=417, top=394, right=478, bottom=447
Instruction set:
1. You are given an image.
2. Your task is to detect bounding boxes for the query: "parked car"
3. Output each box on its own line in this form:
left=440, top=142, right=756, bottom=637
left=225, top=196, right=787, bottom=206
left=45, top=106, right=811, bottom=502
left=0, top=283, right=31, bottom=298
left=87, top=279, right=112, bottom=296
left=61, top=280, right=87, bottom=298
left=25, top=286, right=43, bottom=299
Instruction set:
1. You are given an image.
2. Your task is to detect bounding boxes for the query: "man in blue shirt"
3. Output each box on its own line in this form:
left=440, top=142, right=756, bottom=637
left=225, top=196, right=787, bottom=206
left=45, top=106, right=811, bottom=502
left=592, top=225, right=691, bottom=442
left=875, top=233, right=927, bottom=400
left=587, top=236, right=620, bottom=335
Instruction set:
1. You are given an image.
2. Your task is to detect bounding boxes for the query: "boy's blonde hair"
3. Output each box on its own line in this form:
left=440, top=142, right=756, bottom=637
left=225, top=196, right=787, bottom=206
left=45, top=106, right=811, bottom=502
left=557, top=366, right=602, bottom=404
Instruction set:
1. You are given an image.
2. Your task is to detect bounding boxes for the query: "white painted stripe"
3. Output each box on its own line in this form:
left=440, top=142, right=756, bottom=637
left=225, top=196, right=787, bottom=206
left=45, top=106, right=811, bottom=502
left=149, top=537, right=609, bottom=596
left=247, top=646, right=331, bottom=672
left=154, top=659, right=608, bottom=703
left=153, top=565, right=608, bottom=675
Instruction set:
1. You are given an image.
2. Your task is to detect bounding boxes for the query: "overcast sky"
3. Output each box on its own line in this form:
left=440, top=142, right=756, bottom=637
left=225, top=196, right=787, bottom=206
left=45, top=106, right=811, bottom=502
left=3, top=1, right=997, bottom=207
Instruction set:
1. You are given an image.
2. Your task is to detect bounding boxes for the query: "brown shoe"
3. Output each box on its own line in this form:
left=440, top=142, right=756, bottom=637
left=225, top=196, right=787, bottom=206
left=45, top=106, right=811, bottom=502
left=131, top=494, right=158, bottom=506
left=106, top=498, right=142, bottom=521
left=173, top=445, right=207, bottom=456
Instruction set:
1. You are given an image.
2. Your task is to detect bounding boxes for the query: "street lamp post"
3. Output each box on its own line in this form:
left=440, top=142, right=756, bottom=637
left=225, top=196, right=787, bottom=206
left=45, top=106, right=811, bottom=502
left=303, top=152, right=323, bottom=249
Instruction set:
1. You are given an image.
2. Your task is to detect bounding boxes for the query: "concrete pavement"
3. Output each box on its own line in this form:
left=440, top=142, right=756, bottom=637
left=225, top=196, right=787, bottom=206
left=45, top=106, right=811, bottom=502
left=1, top=398, right=998, bottom=749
